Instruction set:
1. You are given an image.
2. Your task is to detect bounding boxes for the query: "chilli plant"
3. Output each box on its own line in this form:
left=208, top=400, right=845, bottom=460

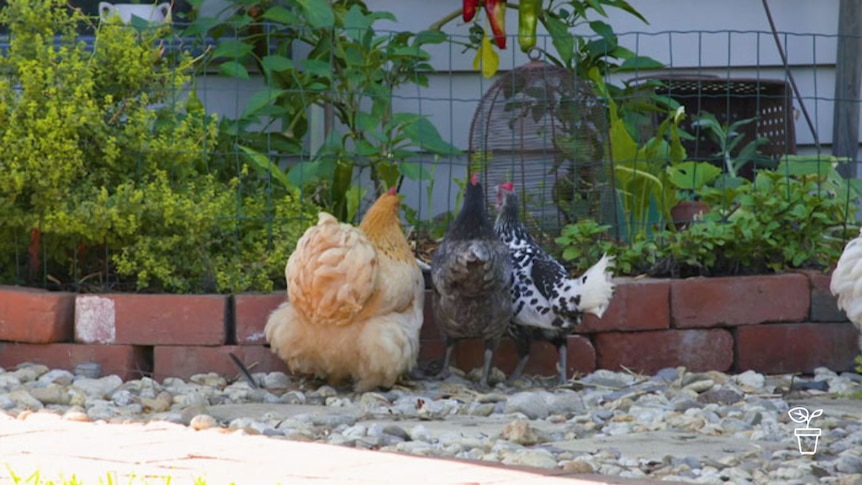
left=432, top=0, right=661, bottom=80
left=184, top=0, right=459, bottom=222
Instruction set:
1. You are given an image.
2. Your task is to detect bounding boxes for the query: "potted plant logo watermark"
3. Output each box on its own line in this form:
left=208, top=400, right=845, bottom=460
left=788, top=406, right=823, bottom=455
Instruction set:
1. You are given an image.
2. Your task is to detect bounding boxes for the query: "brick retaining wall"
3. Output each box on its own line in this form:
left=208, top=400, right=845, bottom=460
left=0, top=271, right=859, bottom=381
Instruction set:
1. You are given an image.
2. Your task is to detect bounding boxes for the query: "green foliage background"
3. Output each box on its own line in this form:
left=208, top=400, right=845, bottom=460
left=0, top=0, right=317, bottom=293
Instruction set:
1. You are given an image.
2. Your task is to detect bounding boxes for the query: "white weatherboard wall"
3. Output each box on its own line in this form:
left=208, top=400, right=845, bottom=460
left=378, top=1, right=849, bottom=216
left=373, top=0, right=843, bottom=149
left=197, top=1, right=850, bottom=218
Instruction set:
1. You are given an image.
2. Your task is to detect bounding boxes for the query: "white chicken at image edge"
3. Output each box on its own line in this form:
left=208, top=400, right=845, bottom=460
left=829, top=227, right=862, bottom=351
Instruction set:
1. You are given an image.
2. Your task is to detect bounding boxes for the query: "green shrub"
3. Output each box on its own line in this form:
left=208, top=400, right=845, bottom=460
left=557, top=161, right=861, bottom=278
left=0, top=0, right=317, bottom=293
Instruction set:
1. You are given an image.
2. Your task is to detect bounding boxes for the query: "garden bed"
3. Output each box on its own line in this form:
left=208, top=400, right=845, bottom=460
left=1, top=272, right=858, bottom=381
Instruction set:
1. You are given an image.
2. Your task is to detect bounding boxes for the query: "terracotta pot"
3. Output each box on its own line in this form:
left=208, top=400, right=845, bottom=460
left=671, top=201, right=710, bottom=230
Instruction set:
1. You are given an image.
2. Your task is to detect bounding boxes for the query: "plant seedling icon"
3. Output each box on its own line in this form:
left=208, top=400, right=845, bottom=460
left=788, top=406, right=823, bottom=455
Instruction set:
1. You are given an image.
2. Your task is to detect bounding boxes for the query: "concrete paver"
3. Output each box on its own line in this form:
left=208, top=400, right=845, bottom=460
left=0, top=413, right=665, bottom=485
left=6, top=395, right=855, bottom=484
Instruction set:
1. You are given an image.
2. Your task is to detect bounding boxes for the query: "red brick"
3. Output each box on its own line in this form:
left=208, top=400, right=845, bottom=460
left=421, top=290, right=440, bottom=340
left=671, top=274, right=809, bottom=328
left=0, top=286, right=74, bottom=343
left=234, top=293, right=284, bottom=344
left=420, top=323, right=441, bottom=341
left=0, top=343, right=149, bottom=380
left=580, top=278, right=670, bottom=332
left=804, top=270, right=833, bottom=294
left=736, top=323, right=860, bottom=374
left=800, top=270, right=847, bottom=323
left=455, top=335, right=596, bottom=377
left=76, top=294, right=226, bottom=345
left=595, top=329, right=733, bottom=374
left=418, top=339, right=445, bottom=362
left=153, top=345, right=290, bottom=381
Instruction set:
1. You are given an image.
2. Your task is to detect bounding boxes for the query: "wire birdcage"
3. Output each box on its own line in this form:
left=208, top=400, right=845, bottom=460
left=469, top=51, right=615, bottom=241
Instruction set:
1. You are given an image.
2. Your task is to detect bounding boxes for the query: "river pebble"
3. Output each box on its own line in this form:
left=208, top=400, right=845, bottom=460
left=1, top=362, right=861, bottom=484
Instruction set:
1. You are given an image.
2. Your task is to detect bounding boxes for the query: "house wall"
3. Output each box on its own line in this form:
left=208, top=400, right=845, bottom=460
left=369, top=0, right=842, bottom=150
left=196, top=1, right=851, bottom=218
left=384, top=1, right=848, bottom=215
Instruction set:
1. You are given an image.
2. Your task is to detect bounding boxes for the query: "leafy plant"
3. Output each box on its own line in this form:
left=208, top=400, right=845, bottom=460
left=555, top=219, right=660, bottom=276
left=539, top=0, right=662, bottom=76
left=438, top=0, right=662, bottom=80
left=656, top=159, right=861, bottom=277
left=690, top=112, right=770, bottom=179
left=5, top=466, right=197, bottom=484
left=555, top=154, right=862, bottom=278
left=556, top=219, right=612, bottom=263
left=592, top=69, right=689, bottom=240
left=667, top=161, right=722, bottom=196
left=0, top=0, right=317, bottom=293
left=402, top=161, right=443, bottom=239
left=186, top=0, right=459, bottom=222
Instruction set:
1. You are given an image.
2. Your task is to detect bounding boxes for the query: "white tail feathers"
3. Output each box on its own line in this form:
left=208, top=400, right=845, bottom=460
left=577, top=254, right=616, bottom=318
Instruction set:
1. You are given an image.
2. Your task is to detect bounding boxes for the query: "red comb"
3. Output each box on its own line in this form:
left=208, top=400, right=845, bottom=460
left=470, top=173, right=479, bottom=185
left=501, top=182, right=514, bottom=191
left=387, top=186, right=397, bottom=196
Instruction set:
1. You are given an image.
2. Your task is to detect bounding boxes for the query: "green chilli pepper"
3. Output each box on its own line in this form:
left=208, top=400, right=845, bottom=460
left=332, top=159, right=354, bottom=220
left=518, top=0, right=541, bottom=52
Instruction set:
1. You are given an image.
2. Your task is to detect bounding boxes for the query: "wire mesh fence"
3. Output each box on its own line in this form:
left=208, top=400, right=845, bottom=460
left=0, top=0, right=860, bottom=292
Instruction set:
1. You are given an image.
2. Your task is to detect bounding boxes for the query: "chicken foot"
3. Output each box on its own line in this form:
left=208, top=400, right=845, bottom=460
left=422, top=336, right=502, bottom=388
left=555, top=339, right=568, bottom=386
left=412, top=338, right=458, bottom=382
left=507, top=336, right=569, bottom=386
left=478, top=336, right=501, bottom=388
left=507, top=332, right=532, bottom=384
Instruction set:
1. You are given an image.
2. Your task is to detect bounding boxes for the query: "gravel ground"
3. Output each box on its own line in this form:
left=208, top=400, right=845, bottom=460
left=1, top=362, right=861, bottom=484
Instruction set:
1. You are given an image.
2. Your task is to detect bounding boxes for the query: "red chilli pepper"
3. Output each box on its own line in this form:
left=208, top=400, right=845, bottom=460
left=485, top=0, right=507, bottom=49
left=463, top=0, right=479, bottom=22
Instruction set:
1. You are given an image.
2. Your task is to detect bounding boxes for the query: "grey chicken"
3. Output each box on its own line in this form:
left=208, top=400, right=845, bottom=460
left=431, top=173, right=512, bottom=387
left=494, top=182, right=615, bottom=385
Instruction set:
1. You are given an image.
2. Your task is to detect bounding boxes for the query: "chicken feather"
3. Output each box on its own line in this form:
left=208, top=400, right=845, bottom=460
left=285, top=212, right=377, bottom=326
left=431, top=174, right=512, bottom=387
left=494, top=183, right=615, bottom=385
left=265, top=188, right=424, bottom=391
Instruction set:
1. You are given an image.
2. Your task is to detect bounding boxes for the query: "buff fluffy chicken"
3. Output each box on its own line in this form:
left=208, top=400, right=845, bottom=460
left=431, top=173, right=512, bottom=387
left=494, top=182, right=615, bottom=385
left=829, top=228, right=862, bottom=351
left=264, top=187, right=425, bottom=392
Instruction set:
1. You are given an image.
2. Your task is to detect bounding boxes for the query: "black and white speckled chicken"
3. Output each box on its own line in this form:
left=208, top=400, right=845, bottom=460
left=494, top=182, right=615, bottom=385
left=430, top=173, right=513, bottom=387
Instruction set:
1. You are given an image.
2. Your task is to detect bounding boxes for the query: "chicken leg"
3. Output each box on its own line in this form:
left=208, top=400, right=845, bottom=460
left=437, top=337, right=457, bottom=380
left=478, top=336, right=501, bottom=388
left=508, top=334, right=569, bottom=386
left=433, top=336, right=499, bottom=388
left=508, top=334, right=532, bottom=384
left=554, top=337, right=568, bottom=386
